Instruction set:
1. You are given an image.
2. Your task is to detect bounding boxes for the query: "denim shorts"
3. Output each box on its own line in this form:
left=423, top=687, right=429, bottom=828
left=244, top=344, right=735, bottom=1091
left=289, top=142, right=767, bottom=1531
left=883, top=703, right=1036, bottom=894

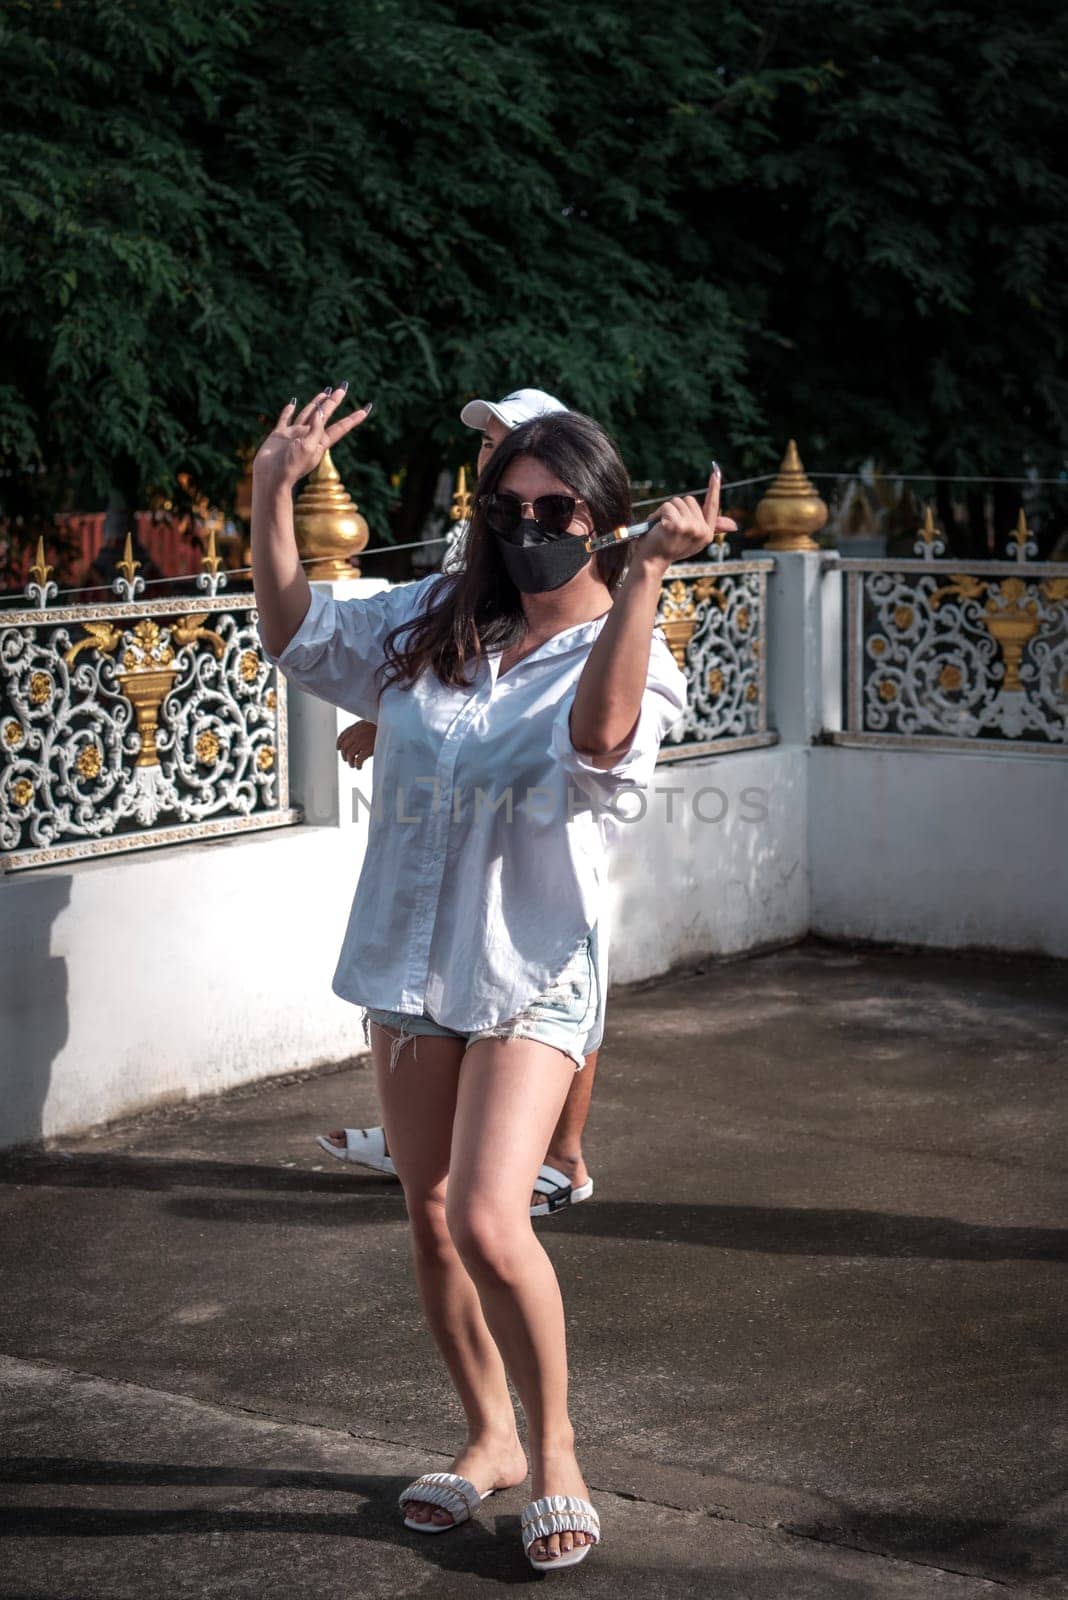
left=362, top=931, right=598, bottom=1075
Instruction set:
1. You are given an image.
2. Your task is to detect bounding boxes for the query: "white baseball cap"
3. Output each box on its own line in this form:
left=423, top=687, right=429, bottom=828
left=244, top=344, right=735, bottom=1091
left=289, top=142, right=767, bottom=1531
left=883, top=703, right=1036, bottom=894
left=460, top=387, right=568, bottom=432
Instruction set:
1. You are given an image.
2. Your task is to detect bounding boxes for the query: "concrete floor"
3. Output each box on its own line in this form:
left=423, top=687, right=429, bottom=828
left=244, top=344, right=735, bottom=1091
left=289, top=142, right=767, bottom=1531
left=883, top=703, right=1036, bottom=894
left=0, top=936, right=1065, bottom=1598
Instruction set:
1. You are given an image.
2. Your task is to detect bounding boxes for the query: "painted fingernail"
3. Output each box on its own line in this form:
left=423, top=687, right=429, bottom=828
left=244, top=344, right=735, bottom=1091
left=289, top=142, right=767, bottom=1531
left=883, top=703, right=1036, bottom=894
left=323, top=386, right=333, bottom=396
left=338, top=379, right=349, bottom=391
left=288, top=396, right=298, bottom=407
left=712, top=460, right=721, bottom=476
left=360, top=400, right=374, bottom=415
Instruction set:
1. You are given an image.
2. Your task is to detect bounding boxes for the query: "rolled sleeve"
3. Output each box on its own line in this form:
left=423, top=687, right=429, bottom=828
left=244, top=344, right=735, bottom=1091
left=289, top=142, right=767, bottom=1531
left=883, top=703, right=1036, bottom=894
left=256, top=574, right=445, bottom=721
left=550, top=631, right=688, bottom=807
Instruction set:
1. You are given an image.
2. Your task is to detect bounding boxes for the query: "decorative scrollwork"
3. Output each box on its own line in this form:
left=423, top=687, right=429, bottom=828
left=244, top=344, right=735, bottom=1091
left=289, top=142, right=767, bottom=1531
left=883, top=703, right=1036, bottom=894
left=656, top=561, right=772, bottom=753
left=851, top=559, right=1067, bottom=745
left=1, top=596, right=295, bottom=869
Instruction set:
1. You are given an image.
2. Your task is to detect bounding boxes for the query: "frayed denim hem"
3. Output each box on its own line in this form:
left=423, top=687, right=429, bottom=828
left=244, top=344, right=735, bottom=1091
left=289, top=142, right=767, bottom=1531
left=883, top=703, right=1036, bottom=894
left=362, top=1008, right=420, bottom=1074
left=465, top=1024, right=586, bottom=1073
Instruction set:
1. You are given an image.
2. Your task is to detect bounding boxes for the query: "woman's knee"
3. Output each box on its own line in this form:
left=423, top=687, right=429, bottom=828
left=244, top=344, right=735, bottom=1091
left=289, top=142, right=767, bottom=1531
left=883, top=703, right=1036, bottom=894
left=404, top=1187, right=454, bottom=1260
left=445, top=1194, right=530, bottom=1281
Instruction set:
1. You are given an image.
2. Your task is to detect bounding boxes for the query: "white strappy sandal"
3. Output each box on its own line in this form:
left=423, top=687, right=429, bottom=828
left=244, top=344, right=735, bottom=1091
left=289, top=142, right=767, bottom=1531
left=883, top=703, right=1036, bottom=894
left=397, top=1470, right=496, bottom=1534
left=315, top=1126, right=397, bottom=1176
left=530, top=1164, right=595, bottom=1217
left=520, top=1492, right=601, bottom=1569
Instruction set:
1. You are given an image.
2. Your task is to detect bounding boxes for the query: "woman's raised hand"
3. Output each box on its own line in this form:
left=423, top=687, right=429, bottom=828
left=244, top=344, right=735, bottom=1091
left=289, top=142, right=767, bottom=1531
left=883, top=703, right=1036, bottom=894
left=252, top=384, right=373, bottom=489
left=639, top=467, right=738, bottom=567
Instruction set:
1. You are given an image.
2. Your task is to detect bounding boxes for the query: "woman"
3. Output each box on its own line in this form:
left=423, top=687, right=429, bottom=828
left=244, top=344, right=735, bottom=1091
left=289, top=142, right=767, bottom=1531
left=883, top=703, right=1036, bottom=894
left=252, top=381, right=732, bottom=1570
left=324, top=385, right=602, bottom=1219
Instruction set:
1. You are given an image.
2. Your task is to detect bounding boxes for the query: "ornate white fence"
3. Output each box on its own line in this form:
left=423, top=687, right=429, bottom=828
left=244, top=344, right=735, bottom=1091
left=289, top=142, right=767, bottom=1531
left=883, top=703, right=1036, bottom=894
left=0, top=542, right=297, bottom=871
left=655, top=551, right=777, bottom=758
left=826, top=513, right=1068, bottom=753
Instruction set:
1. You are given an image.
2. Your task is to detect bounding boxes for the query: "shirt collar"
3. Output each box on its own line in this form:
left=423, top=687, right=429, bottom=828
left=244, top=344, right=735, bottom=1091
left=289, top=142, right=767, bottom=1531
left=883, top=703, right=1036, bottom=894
left=487, top=609, right=613, bottom=680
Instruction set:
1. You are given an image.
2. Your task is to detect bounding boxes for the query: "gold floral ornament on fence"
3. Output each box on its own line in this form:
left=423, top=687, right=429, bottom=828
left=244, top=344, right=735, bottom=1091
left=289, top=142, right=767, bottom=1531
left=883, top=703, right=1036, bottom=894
left=930, top=509, right=1068, bottom=695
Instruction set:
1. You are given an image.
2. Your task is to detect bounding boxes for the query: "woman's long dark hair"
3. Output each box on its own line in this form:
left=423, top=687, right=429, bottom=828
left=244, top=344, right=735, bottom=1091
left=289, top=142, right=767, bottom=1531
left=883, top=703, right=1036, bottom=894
left=378, top=410, right=633, bottom=693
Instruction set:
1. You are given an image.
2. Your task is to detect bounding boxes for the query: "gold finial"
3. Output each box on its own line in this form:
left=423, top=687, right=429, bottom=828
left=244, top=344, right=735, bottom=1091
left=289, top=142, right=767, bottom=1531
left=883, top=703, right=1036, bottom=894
left=29, top=536, right=53, bottom=588
left=451, top=464, right=473, bottom=524
left=294, top=447, right=369, bottom=580
left=919, top=505, right=938, bottom=545
left=201, top=524, right=222, bottom=576
left=753, top=440, right=828, bottom=551
left=116, top=531, right=141, bottom=584
left=1011, top=507, right=1033, bottom=563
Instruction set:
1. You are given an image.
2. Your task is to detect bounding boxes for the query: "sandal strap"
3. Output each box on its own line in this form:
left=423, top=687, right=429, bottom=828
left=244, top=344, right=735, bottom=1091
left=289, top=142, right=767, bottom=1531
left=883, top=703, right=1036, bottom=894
left=520, top=1493, right=600, bottom=1550
left=532, top=1164, right=573, bottom=1212
left=398, top=1471, right=481, bottom=1521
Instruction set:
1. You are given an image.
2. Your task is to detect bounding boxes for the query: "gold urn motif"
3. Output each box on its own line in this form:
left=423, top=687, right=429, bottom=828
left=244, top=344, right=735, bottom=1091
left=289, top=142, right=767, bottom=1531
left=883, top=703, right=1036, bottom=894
left=754, top=440, right=828, bottom=552
left=294, top=449, right=370, bottom=580
left=981, top=578, right=1042, bottom=693
left=119, top=667, right=180, bottom=767
left=657, top=575, right=724, bottom=668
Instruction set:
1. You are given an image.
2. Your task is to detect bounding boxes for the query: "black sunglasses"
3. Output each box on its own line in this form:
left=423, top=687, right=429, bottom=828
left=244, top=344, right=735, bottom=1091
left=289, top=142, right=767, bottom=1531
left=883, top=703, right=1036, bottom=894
left=478, top=490, right=586, bottom=537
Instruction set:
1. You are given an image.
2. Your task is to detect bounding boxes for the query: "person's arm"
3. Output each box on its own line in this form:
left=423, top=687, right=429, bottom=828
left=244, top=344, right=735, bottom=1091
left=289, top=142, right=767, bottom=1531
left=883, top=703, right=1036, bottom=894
left=251, top=476, right=311, bottom=660
left=569, top=469, right=736, bottom=767
left=251, top=384, right=371, bottom=659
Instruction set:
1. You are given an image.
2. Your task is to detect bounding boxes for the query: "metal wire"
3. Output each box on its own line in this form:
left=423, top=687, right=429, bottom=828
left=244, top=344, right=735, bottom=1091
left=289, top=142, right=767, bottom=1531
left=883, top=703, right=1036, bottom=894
left=4, top=468, right=1065, bottom=603
left=808, top=471, right=1068, bottom=486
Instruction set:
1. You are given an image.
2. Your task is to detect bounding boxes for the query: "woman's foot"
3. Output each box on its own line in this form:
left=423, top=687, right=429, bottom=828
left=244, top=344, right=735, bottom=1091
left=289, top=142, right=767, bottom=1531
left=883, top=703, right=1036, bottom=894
left=402, top=1434, right=528, bottom=1529
left=532, top=1148, right=589, bottom=1211
left=526, top=1443, right=596, bottom=1563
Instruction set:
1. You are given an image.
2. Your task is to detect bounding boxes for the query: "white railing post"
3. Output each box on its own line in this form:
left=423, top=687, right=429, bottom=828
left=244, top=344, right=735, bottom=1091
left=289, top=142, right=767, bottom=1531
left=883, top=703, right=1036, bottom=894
left=820, top=556, right=844, bottom=735
left=764, top=551, right=828, bottom=745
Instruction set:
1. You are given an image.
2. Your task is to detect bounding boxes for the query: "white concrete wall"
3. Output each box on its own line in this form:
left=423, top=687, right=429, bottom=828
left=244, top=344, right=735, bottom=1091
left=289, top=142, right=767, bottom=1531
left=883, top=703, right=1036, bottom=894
left=808, top=744, right=1068, bottom=957
left=0, top=824, right=373, bottom=1149
left=605, top=745, right=808, bottom=985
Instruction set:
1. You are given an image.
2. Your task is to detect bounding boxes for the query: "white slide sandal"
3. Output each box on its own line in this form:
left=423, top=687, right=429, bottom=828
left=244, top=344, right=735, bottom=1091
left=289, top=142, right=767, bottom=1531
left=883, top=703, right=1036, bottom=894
left=397, top=1470, right=496, bottom=1533
left=521, top=1493, right=601, bottom=1568
left=530, top=1163, right=595, bottom=1217
left=315, top=1126, right=397, bottom=1176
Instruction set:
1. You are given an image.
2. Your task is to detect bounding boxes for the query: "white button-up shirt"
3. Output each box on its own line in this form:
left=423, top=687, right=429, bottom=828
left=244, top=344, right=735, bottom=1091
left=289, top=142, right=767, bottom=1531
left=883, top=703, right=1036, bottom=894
left=258, top=576, right=687, bottom=1040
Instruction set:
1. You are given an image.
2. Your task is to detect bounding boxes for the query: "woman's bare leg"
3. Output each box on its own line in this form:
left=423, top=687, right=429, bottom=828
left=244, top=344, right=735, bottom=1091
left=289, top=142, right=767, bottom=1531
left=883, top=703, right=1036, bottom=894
left=372, top=1024, right=527, bottom=1527
left=322, top=1047, right=602, bottom=1211
left=447, top=1038, right=596, bottom=1563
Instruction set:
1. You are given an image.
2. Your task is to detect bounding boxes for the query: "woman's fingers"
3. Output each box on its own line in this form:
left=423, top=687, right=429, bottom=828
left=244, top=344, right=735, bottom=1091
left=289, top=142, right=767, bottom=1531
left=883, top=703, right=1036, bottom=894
left=702, top=465, right=722, bottom=529
left=325, top=402, right=373, bottom=449
left=274, top=398, right=298, bottom=430
left=317, top=383, right=352, bottom=425
left=295, top=388, right=332, bottom=428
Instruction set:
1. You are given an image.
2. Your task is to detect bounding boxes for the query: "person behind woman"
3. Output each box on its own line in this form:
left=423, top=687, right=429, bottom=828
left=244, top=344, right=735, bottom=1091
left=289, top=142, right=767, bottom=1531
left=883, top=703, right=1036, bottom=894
left=252, top=381, right=732, bottom=1569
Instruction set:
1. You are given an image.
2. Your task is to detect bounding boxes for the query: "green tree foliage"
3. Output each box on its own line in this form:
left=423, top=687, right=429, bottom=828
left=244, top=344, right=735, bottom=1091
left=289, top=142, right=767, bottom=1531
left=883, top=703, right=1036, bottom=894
left=1, top=0, right=1065, bottom=553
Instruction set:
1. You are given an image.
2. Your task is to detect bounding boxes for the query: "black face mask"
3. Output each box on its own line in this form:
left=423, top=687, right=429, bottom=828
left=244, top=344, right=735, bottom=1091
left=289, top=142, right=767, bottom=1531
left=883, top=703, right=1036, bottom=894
left=493, top=518, right=593, bottom=594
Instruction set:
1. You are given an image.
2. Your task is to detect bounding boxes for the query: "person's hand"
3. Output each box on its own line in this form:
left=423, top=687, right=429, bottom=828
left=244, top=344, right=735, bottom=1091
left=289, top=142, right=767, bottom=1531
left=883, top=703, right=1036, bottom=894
left=337, top=720, right=378, bottom=769
left=634, top=467, right=738, bottom=569
left=252, top=383, right=372, bottom=491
